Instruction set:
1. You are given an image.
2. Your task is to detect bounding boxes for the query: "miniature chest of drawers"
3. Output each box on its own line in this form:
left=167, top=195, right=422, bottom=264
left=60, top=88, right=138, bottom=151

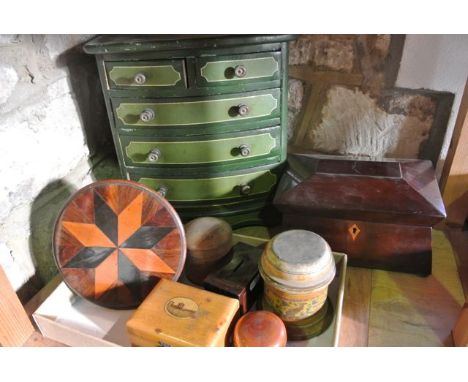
left=84, top=35, right=295, bottom=227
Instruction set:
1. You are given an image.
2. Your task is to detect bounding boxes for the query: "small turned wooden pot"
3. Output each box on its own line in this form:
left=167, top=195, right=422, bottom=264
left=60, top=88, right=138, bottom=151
left=233, top=311, right=287, bottom=347
left=185, top=217, right=233, bottom=285
left=259, top=230, right=336, bottom=322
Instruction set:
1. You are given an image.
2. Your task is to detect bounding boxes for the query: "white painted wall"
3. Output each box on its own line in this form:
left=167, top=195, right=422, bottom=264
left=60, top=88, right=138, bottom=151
left=0, top=35, right=101, bottom=292
left=396, top=35, right=468, bottom=176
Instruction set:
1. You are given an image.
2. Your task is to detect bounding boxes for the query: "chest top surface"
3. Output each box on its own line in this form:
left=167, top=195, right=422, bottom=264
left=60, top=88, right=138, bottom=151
left=274, top=154, right=447, bottom=226
left=83, top=34, right=296, bottom=54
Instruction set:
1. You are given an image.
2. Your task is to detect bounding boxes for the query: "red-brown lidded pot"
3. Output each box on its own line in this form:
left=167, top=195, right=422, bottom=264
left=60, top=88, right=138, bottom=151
left=233, top=311, right=287, bottom=347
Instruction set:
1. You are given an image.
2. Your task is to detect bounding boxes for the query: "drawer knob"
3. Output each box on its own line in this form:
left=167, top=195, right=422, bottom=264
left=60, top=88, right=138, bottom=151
left=140, top=109, right=155, bottom=122
left=234, top=65, right=247, bottom=78
left=157, top=186, right=168, bottom=197
left=239, top=144, right=251, bottom=157
left=147, top=148, right=161, bottom=162
left=134, top=73, right=147, bottom=85
left=240, top=184, right=251, bottom=195
left=237, top=104, right=249, bottom=117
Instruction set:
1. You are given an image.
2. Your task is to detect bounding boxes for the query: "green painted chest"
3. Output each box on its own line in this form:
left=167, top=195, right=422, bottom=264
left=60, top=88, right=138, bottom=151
left=84, top=35, right=295, bottom=227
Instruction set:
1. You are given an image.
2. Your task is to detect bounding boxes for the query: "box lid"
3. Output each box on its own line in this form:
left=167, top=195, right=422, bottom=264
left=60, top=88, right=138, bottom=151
left=274, top=155, right=446, bottom=226
left=204, top=242, right=263, bottom=295
left=53, top=179, right=186, bottom=309
left=126, top=279, right=239, bottom=347
left=260, top=230, right=336, bottom=290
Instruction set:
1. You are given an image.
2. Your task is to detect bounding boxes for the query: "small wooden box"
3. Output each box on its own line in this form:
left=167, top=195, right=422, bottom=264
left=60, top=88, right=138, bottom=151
left=204, top=242, right=263, bottom=315
left=274, top=155, right=446, bottom=276
left=126, top=279, right=239, bottom=347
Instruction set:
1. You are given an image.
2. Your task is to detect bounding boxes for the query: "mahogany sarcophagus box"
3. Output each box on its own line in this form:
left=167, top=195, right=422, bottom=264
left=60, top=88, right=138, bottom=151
left=273, top=154, right=446, bottom=276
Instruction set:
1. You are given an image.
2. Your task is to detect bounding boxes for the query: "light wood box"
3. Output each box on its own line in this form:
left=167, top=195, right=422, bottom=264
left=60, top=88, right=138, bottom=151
left=127, top=279, right=240, bottom=347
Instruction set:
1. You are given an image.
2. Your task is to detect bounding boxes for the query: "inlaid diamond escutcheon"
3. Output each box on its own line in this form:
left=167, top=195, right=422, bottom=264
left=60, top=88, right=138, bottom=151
left=348, top=224, right=361, bottom=241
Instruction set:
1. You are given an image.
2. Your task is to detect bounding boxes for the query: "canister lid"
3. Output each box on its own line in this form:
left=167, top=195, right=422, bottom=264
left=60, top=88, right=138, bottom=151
left=260, top=230, right=335, bottom=290
left=233, top=311, right=287, bottom=347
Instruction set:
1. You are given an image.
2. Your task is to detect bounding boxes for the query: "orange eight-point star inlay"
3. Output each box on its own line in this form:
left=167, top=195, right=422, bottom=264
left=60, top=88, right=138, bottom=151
left=54, top=180, right=186, bottom=309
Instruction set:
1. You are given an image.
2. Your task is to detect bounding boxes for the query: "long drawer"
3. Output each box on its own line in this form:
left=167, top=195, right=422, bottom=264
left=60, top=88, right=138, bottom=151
left=112, top=89, right=280, bottom=130
left=129, top=169, right=277, bottom=202
left=119, top=126, right=281, bottom=168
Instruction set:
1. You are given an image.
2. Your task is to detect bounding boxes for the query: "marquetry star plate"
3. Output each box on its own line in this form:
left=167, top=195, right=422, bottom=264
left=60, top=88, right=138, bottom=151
left=53, top=180, right=186, bottom=309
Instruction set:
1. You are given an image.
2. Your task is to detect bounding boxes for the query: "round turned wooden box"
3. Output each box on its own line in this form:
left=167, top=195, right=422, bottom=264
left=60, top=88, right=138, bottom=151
left=184, top=217, right=232, bottom=284
left=259, top=230, right=336, bottom=322
left=53, top=180, right=186, bottom=309
left=233, top=311, right=287, bottom=347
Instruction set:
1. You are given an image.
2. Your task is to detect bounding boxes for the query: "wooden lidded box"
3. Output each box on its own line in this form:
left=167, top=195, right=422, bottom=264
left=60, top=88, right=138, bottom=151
left=274, top=154, right=446, bottom=276
left=185, top=217, right=233, bottom=285
left=126, top=279, right=239, bottom=347
left=204, top=242, right=263, bottom=314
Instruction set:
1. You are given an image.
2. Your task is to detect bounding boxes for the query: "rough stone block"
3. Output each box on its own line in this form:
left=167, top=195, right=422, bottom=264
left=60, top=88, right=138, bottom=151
left=357, top=34, right=392, bottom=95
left=0, top=65, right=18, bottom=104
left=289, top=35, right=355, bottom=72
left=0, top=87, right=89, bottom=219
left=288, top=109, right=301, bottom=141
left=45, top=35, right=94, bottom=60
left=313, top=39, right=355, bottom=72
left=289, top=38, right=314, bottom=66
left=0, top=242, right=25, bottom=291
left=288, top=79, right=304, bottom=110
left=0, top=34, right=20, bottom=46
left=0, top=34, right=107, bottom=296
left=383, top=93, right=436, bottom=123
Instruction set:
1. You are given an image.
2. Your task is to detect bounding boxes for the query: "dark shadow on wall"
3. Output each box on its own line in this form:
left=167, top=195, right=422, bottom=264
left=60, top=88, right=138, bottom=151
left=21, top=180, right=77, bottom=303
left=55, top=36, right=118, bottom=176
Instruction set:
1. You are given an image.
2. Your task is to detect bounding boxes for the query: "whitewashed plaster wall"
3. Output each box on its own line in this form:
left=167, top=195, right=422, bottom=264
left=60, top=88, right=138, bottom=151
left=396, top=34, right=468, bottom=177
left=0, top=35, right=108, bottom=294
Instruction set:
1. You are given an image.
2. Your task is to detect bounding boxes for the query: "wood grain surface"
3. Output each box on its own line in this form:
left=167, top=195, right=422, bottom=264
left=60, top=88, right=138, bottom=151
left=444, top=227, right=468, bottom=299
left=367, top=230, right=464, bottom=346
left=275, top=156, right=446, bottom=275
left=54, top=180, right=186, bottom=309
left=441, top=80, right=468, bottom=226
left=338, top=267, right=372, bottom=346
left=127, top=279, right=239, bottom=347
left=0, top=267, right=35, bottom=346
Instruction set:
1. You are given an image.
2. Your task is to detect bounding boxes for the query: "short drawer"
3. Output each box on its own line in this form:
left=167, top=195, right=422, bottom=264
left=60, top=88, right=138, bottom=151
left=105, top=60, right=185, bottom=89
left=196, top=52, right=281, bottom=86
left=113, top=89, right=280, bottom=128
left=131, top=170, right=277, bottom=202
left=120, top=126, right=281, bottom=167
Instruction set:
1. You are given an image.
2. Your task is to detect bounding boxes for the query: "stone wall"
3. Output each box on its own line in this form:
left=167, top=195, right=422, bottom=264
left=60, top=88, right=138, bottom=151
left=0, top=35, right=112, bottom=300
left=288, top=35, right=454, bottom=168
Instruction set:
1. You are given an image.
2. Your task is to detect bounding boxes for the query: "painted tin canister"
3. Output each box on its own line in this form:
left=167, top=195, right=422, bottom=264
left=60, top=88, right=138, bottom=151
left=259, top=230, right=336, bottom=322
